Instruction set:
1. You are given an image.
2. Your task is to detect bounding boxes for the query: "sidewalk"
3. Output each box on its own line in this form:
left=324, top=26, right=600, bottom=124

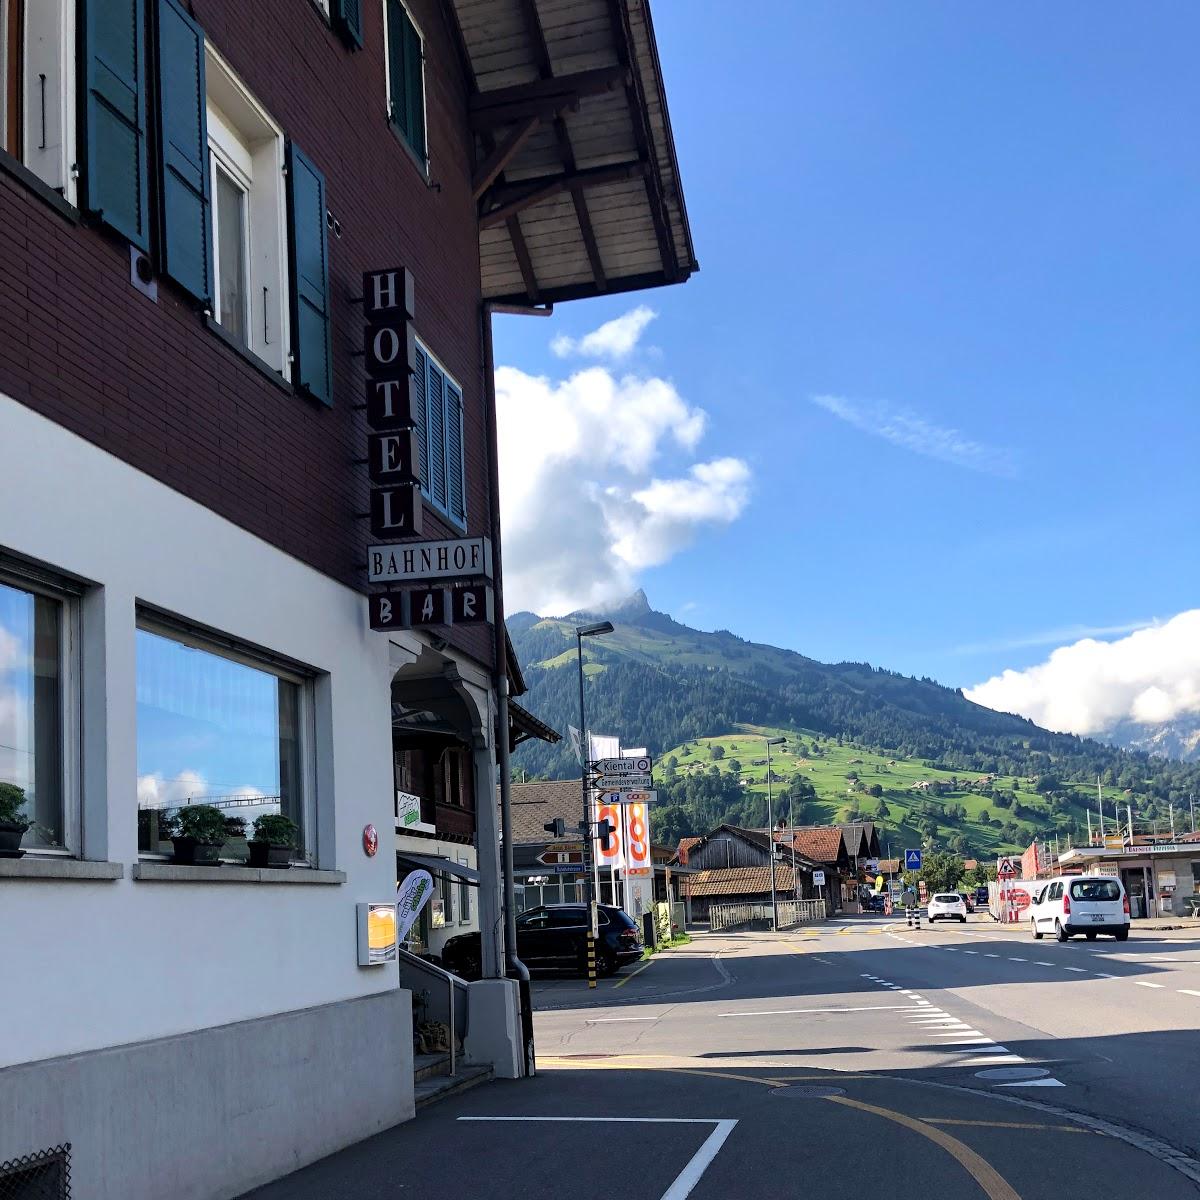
left=960, top=913, right=1200, bottom=936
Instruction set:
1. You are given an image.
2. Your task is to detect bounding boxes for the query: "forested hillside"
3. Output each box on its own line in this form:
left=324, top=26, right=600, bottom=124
left=510, top=593, right=1200, bottom=854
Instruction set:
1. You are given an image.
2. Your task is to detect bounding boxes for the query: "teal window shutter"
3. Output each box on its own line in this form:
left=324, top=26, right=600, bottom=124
left=402, top=11, right=425, bottom=162
left=83, top=0, right=151, bottom=249
left=153, top=0, right=211, bottom=304
left=285, top=142, right=333, bottom=406
left=445, top=380, right=466, bottom=526
left=386, top=0, right=425, bottom=161
left=333, top=0, right=364, bottom=50
left=427, top=358, right=447, bottom=511
left=413, top=343, right=429, bottom=496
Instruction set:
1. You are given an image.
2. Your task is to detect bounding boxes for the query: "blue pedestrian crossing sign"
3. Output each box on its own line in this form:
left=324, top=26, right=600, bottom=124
left=904, top=848, right=923, bottom=871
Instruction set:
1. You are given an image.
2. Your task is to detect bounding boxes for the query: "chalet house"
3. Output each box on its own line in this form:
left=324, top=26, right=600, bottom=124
left=676, top=824, right=820, bottom=920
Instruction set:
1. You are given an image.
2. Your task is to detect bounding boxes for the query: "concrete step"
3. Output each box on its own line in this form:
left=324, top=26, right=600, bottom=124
left=414, top=1064, right=493, bottom=1111
left=414, top=1052, right=451, bottom=1083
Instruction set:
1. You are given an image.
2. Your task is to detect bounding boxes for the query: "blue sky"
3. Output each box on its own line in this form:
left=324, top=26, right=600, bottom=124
left=494, top=1, right=1200, bottom=709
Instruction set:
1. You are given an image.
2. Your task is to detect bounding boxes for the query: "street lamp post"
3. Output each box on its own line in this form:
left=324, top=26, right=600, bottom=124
left=577, top=620, right=614, bottom=989
left=765, top=736, right=786, bottom=931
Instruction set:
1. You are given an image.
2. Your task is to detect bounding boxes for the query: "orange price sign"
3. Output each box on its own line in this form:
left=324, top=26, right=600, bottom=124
left=596, top=800, right=624, bottom=869
left=624, top=802, right=650, bottom=876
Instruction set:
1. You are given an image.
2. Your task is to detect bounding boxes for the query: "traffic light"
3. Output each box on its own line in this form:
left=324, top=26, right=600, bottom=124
left=597, top=818, right=615, bottom=851
left=543, top=817, right=566, bottom=837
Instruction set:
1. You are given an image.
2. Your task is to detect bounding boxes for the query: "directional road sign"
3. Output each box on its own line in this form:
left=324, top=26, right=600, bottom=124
left=904, top=848, right=923, bottom=871
left=590, top=756, right=652, bottom=778
left=598, top=789, right=658, bottom=806
left=537, top=849, right=583, bottom=866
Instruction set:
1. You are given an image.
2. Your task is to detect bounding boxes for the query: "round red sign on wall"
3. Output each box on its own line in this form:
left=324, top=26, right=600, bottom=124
left=362, top=824, right=379, bottom=857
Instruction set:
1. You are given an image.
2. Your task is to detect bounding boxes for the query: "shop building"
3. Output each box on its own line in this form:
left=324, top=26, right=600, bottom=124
left=1057, top=842, right=1200, bottom=919
left=0, top=0, right=694, bottom=1196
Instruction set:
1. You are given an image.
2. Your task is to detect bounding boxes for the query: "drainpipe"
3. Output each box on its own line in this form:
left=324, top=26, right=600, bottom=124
left=482, top=300, right=549, bottom=1073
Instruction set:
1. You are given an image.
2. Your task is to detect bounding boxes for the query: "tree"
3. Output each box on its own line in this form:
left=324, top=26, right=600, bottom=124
left=876, top=800, right=891, bottom=820
left=728, top=760, right=742, bottom=774
left=979, top=808, right=992, bottom=826
left=922, top=850, right=965, bottom=893
left=867, top=784, right=883, bottom=798
left=709, top=745, right=725, bottom=761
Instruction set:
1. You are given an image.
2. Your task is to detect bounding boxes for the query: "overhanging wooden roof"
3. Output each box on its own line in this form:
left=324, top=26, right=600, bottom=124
left=447, top=0, right=697, bottom=305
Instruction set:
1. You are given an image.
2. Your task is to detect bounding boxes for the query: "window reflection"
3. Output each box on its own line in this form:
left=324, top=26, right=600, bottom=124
left=0, top=580, right=64, bottom=849
left=135, top=626, right=306, bottom=860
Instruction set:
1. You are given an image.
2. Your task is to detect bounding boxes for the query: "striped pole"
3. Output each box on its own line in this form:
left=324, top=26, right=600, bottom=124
left=586, top=930, right=597, bottom=988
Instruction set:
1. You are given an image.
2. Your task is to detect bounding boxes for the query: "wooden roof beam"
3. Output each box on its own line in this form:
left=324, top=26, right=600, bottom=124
left=472, top=115, right=542, bottom=201
left=515, top=0, right=607, bottom=291
left=507, top=215, right=540, bottom=303
left=468, top=65, right=628, bottom=119
left=606, top=0, right=680, bottom=282
left=479, top=160, right=648, bottom=230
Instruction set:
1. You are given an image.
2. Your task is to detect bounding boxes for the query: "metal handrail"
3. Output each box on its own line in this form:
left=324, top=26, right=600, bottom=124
left=397, top=947, right=466, bottom=1076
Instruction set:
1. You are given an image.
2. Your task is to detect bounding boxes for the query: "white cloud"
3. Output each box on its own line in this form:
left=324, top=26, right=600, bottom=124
left=0, top=625, right=23, bottom=672
left=136, top=771, right=267, bottom=810
left=952, top=620, right=1155, bottom=656
left=811, top=393, right=1017, bottom=477
left=496, top=363, right=750, bottom=616
left=551, top=306, right=657, bottom=361
left=965, top=610, right=1200, bottom=736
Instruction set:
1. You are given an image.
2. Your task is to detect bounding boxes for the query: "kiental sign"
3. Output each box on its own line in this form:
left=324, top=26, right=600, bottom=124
left=368, top=536, right=493, bottom=584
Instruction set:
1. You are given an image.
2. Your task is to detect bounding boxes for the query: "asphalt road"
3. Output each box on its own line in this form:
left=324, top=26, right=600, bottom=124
left=245, top=915, right=1200, bottom=1199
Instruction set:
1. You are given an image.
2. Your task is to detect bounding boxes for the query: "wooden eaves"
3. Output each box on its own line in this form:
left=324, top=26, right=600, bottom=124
left=446, top=0, right=698, bottom=307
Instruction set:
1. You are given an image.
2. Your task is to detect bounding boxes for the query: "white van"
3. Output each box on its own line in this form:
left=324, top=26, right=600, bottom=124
left=1029, top=875, right=1130, bottom=942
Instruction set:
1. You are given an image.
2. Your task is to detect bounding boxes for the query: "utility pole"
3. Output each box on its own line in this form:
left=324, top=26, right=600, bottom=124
left=575, top=621, right=613, bottom=989
left=765, top=737, right=785, bottom=931
left=1191, top=793, right=1196, bottom=835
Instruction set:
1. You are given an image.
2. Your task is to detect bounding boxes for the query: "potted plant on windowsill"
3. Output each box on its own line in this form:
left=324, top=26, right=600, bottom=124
left=0, top=782, right=30, bottom=859
left=169, top=804, right=229, bottom=867
left=248, top=813, right=299, bottom=869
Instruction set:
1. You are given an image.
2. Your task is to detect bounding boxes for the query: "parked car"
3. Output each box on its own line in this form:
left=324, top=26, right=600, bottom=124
left=442, top=903, right=643, bottom=980
left=864, top=893, right=886, bottom=913
left=927, top=893, right=968, bottom=922
left=974, top=886, right=990, bottom=908
left=958, top=892, right=975, bottom=913
left=1029, top=876, right=1130, bottom=941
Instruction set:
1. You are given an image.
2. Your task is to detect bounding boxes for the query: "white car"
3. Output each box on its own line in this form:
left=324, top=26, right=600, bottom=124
left=927, top=893, right=967, bottom=922
left=1029, top=875, right=1130, bottom=942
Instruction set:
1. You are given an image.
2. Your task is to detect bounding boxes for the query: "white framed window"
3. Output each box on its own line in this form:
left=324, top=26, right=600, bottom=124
left=0, top=555, right=80, bottom=855
left=135, top=613, right=318, bottom=865
left=383, top=0, right=427, bottom=169
left=205, top=44, right=291, bottom=376
left=1, top=0, right=77, bottom=202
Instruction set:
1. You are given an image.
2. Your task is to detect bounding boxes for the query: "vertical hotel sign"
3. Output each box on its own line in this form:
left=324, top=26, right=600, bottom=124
left=362, top=268, right=422, bottom=539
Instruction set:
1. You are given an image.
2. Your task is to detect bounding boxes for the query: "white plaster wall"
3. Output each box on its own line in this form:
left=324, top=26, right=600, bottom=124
left=0, top=394, right=401, bottom=1068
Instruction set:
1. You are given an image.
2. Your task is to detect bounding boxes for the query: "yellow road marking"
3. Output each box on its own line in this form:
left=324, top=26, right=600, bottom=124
left=921, top=1118, right=1094, bottom=1135
left=612, top=958, right=656, bottom=989
left=826, top=1095, right=1022, bottom=1200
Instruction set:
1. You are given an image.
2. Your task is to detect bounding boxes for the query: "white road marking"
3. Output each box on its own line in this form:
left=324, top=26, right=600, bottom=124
left=932, top=1030, right=985, bottom=1037
left=959, top=1055, right=1025, bottom=1065
left=1063, top=967, right=1087, bottom=973
left=1034, top=961, right=1054, bottom=966
left=717, top=1005, right=926, bottom=1017
left=586, top=1016, right=661, bottom=1023
left=1093, top=973, right=1116, bottom=978
left=458, top=1116, right=737, bottom=1200
left=997, top=1078, right=1065, bottom=1088
left=1178, top=989, right=1200, bottom=998
left=984, top=953, right=1001, bottom=958
left=936, top=1037, right=994, bottom=1045
left=963, top=951, right=979, bottom=955
left=1135, top=981, right=1165, bottom=989
left=1008, top=957, right=1027, bottom=962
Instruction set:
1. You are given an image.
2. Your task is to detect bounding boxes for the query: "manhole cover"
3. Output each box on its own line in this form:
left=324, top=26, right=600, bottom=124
left=771, top=1084, right=846, bottom=1098
left=975, top=1067, right=1050, bottom=1082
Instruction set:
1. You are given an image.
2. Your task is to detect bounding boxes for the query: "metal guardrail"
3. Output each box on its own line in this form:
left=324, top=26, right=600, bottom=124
left=709, top=899, right=827, bottom=932
left=397, top=947, right=469, bottom=1076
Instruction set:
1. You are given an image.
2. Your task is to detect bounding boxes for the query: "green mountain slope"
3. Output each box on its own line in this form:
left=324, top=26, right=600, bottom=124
left=510, top=592, right=1200, bottom=855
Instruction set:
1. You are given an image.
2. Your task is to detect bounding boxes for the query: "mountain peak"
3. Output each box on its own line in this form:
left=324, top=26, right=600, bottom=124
left=565, top=589, right=653, bottom=624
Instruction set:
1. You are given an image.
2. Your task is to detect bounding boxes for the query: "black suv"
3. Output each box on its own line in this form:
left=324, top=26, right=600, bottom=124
left=442, top=904, right=643, bottom=980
